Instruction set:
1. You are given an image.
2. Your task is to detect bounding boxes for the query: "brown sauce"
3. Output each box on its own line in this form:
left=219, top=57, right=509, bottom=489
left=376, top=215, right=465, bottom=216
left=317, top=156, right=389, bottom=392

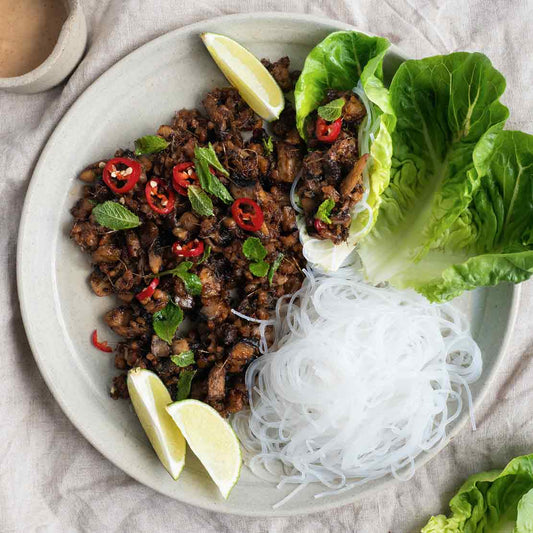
left=0, top=0, right=67, bottom=78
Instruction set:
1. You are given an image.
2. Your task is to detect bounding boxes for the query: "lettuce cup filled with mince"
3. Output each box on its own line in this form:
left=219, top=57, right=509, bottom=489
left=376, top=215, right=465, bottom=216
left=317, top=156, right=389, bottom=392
left=292, top=31, right=396, bottom=271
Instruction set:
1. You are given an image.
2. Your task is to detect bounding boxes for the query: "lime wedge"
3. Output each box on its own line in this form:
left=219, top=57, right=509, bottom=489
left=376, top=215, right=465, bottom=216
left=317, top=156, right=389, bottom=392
left=201, top=32, right=284, bottom=121
left=166, top=399, right=242, bottom=498
left=127, top=368, right=186, bottom=480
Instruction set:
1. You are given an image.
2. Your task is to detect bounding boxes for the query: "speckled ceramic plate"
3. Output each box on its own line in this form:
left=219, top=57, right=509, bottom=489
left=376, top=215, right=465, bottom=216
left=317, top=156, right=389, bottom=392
left=17, top=13, right=520, bottom=516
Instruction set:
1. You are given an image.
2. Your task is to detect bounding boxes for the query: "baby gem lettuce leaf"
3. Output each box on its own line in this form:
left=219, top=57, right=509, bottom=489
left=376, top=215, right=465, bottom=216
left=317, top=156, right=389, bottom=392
left=359, top=52, right=510, bottom=297
left=294, top=31, right=392, bottom=139
left=294, top=31, right=396, bottom=271
left=413, top=131, right=533, bottom=302
left=422, top=454, right=533, bottom=532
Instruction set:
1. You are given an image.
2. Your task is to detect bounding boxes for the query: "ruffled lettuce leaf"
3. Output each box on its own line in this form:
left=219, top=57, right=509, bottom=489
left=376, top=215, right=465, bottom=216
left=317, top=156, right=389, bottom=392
left=413, top=131, right=533, bottom=301
left=294, top=30, right=393, bottom=138
left=294, top=31, right=395, bottom=271
left=422, top=455, right=533, bottom=532
left=359, top=52, right=511, bottom=297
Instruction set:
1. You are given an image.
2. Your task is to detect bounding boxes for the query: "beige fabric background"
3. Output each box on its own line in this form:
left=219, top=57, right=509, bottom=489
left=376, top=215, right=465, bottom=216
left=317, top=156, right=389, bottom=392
left=2, top=1, right=533, bottom=531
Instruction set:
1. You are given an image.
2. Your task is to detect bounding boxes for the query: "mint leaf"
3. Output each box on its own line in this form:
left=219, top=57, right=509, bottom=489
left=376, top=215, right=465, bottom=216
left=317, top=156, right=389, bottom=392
left=134, top=135, right=169, bottom=155
left=315, top=198, right=335, bottom=224
left=171, top=350, right=195, bottom=368
left=250, top=261, right=269, bottom=277
left=176, top=369, right=196, bottom=400
left=198, top=244, right=211, bottom=265
left=263, top=136, right=274, bottom=156
left=188, top=185, right=214, bottom=216
left=153, top=302, right=183, bottom=344
left=195, top=158, right=233, bottom=204
left=194, top=144, right=233, bottom=204
left=317, top=98, right=345, bottom=122
left=154, top=261, right=202, bottom=296
left=194, top=143, right=228, bottom=176
left=178, top=270, right=202, bottom=296
left=93, top=201, right=140, bottom=230
left=268, top=253, right=284, bottom=285
left=243, top=237, right=267, bottom=262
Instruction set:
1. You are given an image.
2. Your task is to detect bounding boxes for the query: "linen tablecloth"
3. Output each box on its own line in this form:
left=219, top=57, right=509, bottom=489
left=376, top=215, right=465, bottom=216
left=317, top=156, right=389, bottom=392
left=2, top=1, right=533, bottom=531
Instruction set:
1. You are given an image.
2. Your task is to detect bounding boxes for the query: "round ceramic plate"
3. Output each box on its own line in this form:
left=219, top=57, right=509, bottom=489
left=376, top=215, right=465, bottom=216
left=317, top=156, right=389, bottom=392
left=17, top=13, right=520, bottom=517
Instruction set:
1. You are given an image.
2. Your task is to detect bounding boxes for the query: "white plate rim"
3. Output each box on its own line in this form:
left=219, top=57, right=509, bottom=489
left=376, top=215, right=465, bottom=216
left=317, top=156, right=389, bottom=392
left=16, top=11, right=521, bottom=517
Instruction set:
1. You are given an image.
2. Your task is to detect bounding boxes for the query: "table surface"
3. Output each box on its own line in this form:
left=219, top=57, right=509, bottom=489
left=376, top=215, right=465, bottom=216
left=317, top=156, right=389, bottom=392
left=2, top=1, right=533, bottom=531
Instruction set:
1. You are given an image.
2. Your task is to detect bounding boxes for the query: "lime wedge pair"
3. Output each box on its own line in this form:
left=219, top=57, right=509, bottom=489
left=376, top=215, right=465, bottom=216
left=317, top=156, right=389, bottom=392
left=201, top=32, right=284, bottom=121
left=127, top=368, right=241, bottom=499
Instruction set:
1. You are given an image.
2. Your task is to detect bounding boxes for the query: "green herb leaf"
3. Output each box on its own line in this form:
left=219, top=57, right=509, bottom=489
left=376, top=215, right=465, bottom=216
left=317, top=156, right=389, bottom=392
left=198, top=244, right=211, bottom=265
left=171, top=350, right=195, bottom=368
left=242, top=237, right=267, bottom=262
left=263, top=136, right=274, bottom=156
left=177, top=270, right=202, bottom=296
left=188, top=185, right=214, bottom=216
left=317, top=98, right=346, bottom=122
left=134, top=135, right=169, bottom=155
left=152, top=260, right=193, bottom=278
left=154, top=261, right=202, bottom=296
left=194, top=143, right=228, bottom=176
left=195, top=158, right=233, bottom=204
left=249, top=261, right=269, bottom=277
left=315, top=198, right=335, bottom=224
left=194, top=144, right=233, bottom=204
left=176, top=369, right=196, bottom=400
left=93, top=201, right=140, bottom=230
left=268, top=253, right=284, bottom=285
left=153, top=302, right=183, bottom=344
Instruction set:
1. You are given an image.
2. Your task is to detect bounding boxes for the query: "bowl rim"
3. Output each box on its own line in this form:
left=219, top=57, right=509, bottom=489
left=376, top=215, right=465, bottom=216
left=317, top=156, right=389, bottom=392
left=16, top=11, right=521, bottom=517
left=0, top=0, right=83, bottom=88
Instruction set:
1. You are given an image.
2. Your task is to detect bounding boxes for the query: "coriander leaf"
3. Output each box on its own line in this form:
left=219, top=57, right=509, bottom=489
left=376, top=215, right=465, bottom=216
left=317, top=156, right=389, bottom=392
left=268, top=253, right=284, bottom=285
left=177, top=270, right=202, bottom=296
left=317, top=98, right=346, bottom=122
left=194, top=143, right=229, bottom=176
left=263, top=136, right=274, bottom=156
left=250, top=261, right=269, bottom=277
left=171, top=350, right=195, bottom=368
left=315, top=198, right=335, bottom=224
left=188, top=185, right=214, bottom=216
left=134, top=135, right=169, bottom=155
left=198, top=244, right=211, bottom=265
left=153, top=302, right=183, bottom=344
left=176, top=369, right=196, bottom=400
left=242, top=237, right=267, bottom=262
left=195, top=157, right=233, bottom=204
left=93, top=201, right=140, bottom=230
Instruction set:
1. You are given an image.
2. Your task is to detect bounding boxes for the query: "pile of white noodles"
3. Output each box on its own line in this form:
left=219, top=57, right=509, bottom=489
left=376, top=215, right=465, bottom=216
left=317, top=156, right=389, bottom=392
left=232, top=266, right=482, bottom=503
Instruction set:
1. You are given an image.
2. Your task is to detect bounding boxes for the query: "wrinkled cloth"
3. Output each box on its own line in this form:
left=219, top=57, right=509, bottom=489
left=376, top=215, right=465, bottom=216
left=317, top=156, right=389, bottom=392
left=1, top=1, right=533, bottom=531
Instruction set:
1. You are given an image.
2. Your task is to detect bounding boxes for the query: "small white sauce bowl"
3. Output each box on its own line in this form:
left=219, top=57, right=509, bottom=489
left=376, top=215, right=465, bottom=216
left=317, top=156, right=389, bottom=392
left=0, top=0, right=87, bottom=94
